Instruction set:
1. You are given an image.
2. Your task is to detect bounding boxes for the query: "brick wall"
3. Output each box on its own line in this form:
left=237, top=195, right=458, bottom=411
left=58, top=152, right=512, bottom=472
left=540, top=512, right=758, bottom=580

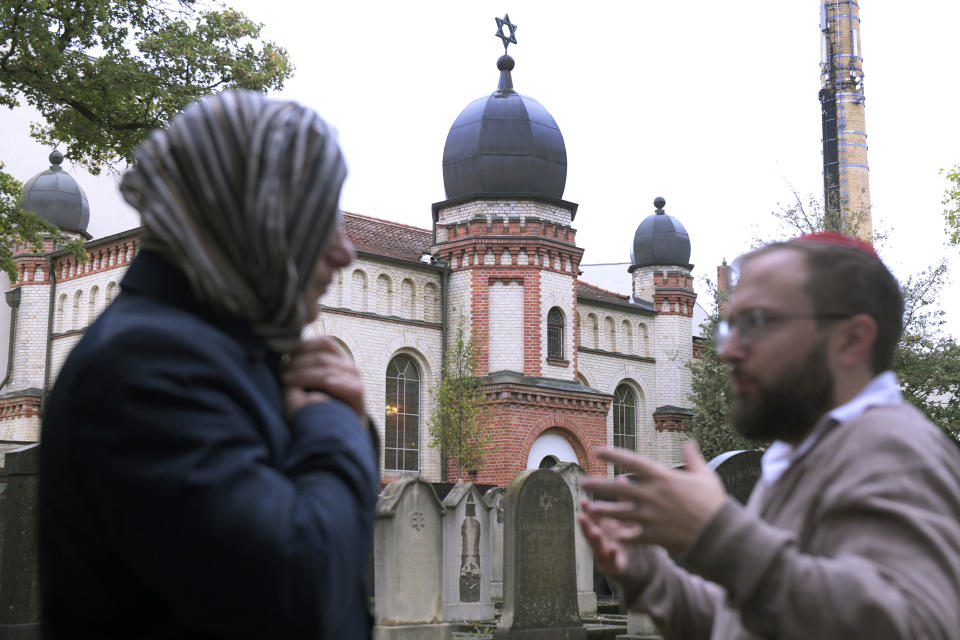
left=455, top=381, right=610, bottom=485
left=435, top=199, right=573, bottom=233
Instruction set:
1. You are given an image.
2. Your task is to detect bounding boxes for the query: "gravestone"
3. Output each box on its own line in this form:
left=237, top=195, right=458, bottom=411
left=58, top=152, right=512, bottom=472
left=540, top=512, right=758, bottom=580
left=373, top=474, right=450, bottom=640
left=0, top=444, right=40, bottom=640
left=482, top=487, right=506, bottom=603
left=616, top=612, right=660, bottom=640
left=551, top=462, right=597, bottom=616
left=441, top=482, right=495, bottom=621
left=494, top=469, right=586, bottom=640
left=707, top=450, right=763, bottom=505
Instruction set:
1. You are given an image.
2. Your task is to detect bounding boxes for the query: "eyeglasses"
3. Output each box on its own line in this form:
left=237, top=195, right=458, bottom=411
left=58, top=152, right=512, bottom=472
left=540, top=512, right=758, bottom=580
left=713, top=308, right=852, bottom=350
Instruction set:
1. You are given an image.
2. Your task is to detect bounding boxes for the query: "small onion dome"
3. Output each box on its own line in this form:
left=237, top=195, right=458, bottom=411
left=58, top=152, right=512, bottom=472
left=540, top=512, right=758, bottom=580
left=441, top=54, right=567, bottom=200
left=20, top=150, right=90, bottom=235
left=630, top=197, right=692, bottom=268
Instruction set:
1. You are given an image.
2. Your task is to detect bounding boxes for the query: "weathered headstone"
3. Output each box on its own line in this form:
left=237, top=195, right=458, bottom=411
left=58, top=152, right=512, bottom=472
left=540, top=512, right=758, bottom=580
left=482, top=487, right=505, bottom=603
left=0, top=444, right=40, bottom=640
left=551, top=462, right=597, bottom=616
left=707, top=450, right=763, bottom=505
left=616, top=611, right=660, bottom=640
left=441, top=482, right=494, bottom=621
left=494, top=469, right=586, bottom=640
left=374, top=474, right=450, bottom=640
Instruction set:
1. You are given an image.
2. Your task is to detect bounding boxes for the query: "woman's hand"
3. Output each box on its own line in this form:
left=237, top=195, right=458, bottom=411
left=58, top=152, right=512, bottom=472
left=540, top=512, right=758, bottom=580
left=282, top=337, right=366, bottom=419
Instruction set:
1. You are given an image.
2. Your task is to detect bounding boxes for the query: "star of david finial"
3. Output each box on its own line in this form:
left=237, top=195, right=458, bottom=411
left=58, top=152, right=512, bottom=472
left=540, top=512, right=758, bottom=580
left=495, top=14, right=518, bottom=53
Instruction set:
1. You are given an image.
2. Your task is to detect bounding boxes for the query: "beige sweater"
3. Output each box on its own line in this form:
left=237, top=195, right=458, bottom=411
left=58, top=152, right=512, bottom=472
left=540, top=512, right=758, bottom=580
left=625, top=403, right=960, bottom=639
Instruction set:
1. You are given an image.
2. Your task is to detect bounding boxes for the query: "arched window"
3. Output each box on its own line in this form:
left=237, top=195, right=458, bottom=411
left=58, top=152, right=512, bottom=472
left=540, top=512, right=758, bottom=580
left=72, top=290, right=84, bottom=330
left=639, top=323, right=650, bottom=357
left=424, top=283, right=438, bottom=323
left=400, top=278, right=415, bottom=318
left=385, top=354, right=420, bottom=471
left=613, top=384, right=637, bottom=475
left=547, top=307, right=564, bottom=359
left=376, top=274, right=392, bottom=316
left=604, top=316, right=616, bottom=352
left=56, top=294, right=67, bottom=333
left=89, top=286, right=100, bottom=321
left=351, top=269, right=368, bottom=311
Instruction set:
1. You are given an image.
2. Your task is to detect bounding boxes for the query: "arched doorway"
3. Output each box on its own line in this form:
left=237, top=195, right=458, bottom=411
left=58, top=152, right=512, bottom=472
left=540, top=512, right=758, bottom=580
left=526, top=431, right=579, bottom=470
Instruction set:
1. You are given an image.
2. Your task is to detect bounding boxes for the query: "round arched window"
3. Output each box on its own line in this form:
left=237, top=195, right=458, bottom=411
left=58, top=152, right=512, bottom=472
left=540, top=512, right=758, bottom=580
left=385, top=354, right=421, bottom=471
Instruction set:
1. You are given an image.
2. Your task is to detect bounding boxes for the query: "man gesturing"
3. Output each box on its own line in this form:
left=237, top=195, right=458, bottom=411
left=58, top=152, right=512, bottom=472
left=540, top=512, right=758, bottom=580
left=580, top=233, right=960, bottom=640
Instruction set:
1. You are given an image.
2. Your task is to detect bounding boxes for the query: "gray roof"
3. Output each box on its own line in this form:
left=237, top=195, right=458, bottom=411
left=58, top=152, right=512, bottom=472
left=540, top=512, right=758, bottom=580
left=631, top=197, right=691, bottom=268
left=442, top=55, right=566, bottom=201
left=20, top=151, right=90, bottom=234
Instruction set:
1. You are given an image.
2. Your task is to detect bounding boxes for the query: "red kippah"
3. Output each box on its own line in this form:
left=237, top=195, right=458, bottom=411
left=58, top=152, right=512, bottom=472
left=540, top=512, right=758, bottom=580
left=790, top=231, right=879, bottom=259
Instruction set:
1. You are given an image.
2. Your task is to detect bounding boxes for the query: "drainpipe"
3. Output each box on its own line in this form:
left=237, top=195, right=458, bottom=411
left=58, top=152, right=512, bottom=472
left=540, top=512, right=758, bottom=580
left=434, top=257, right=451, bottom=481
left=41, top=255, right=57, bottom=414
left=0, top=286, right=22, bottom=391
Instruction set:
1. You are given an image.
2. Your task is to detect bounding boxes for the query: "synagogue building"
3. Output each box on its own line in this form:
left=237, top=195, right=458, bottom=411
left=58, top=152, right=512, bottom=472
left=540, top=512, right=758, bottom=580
left=1, top=46, right=704, bottom=486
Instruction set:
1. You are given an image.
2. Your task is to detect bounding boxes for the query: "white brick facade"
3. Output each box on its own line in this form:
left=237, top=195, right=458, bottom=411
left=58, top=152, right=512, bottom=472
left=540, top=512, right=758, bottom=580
left=3, top=217, right=699, bottom=479
left=488, top=281, right=524, bottom=372
left=540, top=270, right=576, bottom=379
left=435, top=200, right=572, bottom=239
left=304, top=310, right=443, bottom=479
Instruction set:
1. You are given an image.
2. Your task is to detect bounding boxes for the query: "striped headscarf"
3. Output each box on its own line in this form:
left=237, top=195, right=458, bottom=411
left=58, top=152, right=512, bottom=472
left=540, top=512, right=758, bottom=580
left=120, top=90, right=346, bottom=353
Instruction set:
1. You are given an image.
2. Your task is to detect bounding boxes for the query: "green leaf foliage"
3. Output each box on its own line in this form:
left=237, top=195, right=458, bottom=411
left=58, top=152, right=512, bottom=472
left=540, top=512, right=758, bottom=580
left=0, top=1, right=289, bottom=281
left=942, top=165, right=960, bottom=245
left=687, top=282, right=765, bottom=461
left=0, top=0, right=293, bottom=173
left=894, top=259, right=960, bottom=440
left=428, top=316, right=495, bottom=480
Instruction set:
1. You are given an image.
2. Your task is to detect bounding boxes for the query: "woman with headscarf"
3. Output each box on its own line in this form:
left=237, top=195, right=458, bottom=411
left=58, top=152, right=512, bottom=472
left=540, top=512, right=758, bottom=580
left=39, top=90, right=379, bottom=639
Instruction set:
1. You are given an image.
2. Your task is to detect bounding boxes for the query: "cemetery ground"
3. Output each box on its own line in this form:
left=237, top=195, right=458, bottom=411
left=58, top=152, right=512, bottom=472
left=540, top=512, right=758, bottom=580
left=0, top=446, right=759, bottom=639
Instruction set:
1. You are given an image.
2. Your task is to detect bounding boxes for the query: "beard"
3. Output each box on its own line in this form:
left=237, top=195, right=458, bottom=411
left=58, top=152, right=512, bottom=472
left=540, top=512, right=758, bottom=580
left=730, top=338, right=834, bottom=443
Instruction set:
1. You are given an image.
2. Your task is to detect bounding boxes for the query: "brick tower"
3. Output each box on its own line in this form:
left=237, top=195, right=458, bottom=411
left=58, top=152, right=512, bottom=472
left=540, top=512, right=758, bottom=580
left=431, top=21, right=611, bottom=484
left=629, top=198, right=696, bottom=463
left=819, top=0, right=872, bottom=242
left=2, top=151, right=91, bottom=441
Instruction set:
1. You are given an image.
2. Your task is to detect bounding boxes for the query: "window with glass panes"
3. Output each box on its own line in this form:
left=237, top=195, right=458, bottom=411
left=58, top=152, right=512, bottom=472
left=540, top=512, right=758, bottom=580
left=613, top=384, right=636, bottom=475
left=547, top=307, right=564, bottom=358
left=385, top=354, right=420, bottom=471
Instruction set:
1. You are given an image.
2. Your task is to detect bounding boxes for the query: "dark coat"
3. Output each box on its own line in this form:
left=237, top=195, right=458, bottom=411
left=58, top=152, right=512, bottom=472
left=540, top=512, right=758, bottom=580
left=40, top=251, right=379, bottom=639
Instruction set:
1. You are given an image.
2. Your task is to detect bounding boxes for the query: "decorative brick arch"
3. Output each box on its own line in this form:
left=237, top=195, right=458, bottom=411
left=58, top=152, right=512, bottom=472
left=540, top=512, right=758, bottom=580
left=522, top=411, right=605, bottom=476
left=524, top=425, right=589, bottom=471
left=378, top=335, right=439, bottom=388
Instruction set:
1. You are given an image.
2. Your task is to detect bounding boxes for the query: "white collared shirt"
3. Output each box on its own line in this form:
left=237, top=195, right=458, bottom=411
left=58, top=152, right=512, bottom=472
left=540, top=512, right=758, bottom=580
left=760, top=371, right=903, bottom=485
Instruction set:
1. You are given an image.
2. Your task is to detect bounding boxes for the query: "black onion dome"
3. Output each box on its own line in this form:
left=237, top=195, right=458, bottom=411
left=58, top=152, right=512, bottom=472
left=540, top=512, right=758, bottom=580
left=442, top=54, right=567, bottom=200
left=20, top=151, right=90, bottom=234
left=631, top=197, right=692, bottom=268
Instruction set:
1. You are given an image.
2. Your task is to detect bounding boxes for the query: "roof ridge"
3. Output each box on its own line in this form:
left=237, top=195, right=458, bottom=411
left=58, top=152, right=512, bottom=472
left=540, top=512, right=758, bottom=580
left=342, top=211, right=432, bottom=235
left=576, top=280, right=629, bottom=299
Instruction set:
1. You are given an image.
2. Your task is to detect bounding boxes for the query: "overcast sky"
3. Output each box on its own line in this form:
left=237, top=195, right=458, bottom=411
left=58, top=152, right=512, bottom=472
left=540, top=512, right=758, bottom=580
left=2, top=1, right=959, bottom=334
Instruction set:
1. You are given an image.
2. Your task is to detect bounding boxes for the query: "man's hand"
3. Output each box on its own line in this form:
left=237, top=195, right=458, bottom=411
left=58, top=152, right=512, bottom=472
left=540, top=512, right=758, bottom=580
left=282, top=337, right=365, bottom=419
left=580, top=441, right=727, bottom=553
left=578, top=506, right=645, bottom=580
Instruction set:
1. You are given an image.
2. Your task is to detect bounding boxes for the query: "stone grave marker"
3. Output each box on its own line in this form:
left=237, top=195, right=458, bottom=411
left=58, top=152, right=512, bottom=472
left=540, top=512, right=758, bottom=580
left=494, top=469, right=586, bottom=640
left=0, top=444, right=40, bottom=640
left=707, top=450, right=763, bottom=505
left=441, top=482, right=495, bottom=621
left=482, top=487, right=506, bottom=603
left=373, top=474, right=450, bottom=640
left=551, top=461, right=597, bottom=616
